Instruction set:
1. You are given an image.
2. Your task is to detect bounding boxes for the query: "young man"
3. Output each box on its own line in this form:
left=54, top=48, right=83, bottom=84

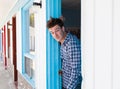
left=47, top=17, right=82, bottom=89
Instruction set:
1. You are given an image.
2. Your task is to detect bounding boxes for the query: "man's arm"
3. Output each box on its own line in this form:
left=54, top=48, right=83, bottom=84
left=67, top=40, right=81, bottom=89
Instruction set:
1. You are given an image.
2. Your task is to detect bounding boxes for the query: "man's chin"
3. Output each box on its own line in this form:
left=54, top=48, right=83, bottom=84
left=55, top=39, right=60, bottom=42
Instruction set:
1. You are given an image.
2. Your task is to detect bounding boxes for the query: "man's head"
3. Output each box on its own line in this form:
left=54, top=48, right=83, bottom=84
left=47, top=17, right=66, bottom=44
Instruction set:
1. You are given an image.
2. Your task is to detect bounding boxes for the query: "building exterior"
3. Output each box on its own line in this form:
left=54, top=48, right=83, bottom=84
left=0, top=0, right=80, bottom=89
left=0, top=0, right=120, bottom=89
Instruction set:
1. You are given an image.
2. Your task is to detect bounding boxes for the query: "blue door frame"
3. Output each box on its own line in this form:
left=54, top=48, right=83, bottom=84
left=46, top=0, right=62, bottom=89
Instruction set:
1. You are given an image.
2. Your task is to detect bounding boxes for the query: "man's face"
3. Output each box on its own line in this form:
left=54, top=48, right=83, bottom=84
left=49, top=25, right=65, bottom=43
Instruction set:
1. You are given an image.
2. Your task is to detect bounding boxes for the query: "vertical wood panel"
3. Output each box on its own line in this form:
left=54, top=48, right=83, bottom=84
left=46, top=0, right=61, bottom=89
left=12, top=16, right=18, bottom=82
left=81, top=0, right=95, bottom=89
left=82, top=0, right=113, bottom=89
left=113, top=0, right=120, bottom=88
left=94, top=0, right=113, bottom=89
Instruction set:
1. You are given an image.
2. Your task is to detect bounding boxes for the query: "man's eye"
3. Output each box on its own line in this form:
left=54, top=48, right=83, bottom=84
left=55, top=29, right=60, bottom=32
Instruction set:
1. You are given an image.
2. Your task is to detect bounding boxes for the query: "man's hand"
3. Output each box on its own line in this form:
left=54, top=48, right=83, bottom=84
left=58, top=70, right=62, bottom=76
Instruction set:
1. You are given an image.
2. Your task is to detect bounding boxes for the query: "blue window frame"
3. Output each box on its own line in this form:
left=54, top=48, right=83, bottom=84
left=21, top=0, right=35, bottom=88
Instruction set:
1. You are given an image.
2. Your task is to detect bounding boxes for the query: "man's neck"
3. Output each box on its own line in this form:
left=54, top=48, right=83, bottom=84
left=60, top=33, right=67, bottom=44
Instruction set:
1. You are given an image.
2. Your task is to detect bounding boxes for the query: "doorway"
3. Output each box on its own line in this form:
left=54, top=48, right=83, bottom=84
left=61, top=0, right=81, bottom=88
left=46, top=0, right=81, bottom=89
left=62, top=0, right=81, bottom=39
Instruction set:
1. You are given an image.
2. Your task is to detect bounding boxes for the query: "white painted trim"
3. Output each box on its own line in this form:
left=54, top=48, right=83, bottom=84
left=16, top=10, right=22, bottom=73
left=81, top=0, right=95, bottom=89
left=82, top=0, right=113, bottom=89
left=94, top=0, right=113, bottom=89
left=9, top=23, right=13, bottom=64
left=34, top=0, right=46, bottom=89
left=113, top=0, right=120, bottom=88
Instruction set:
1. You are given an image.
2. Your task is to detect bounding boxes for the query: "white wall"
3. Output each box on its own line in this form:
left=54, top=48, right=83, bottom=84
left=9, top=19, right=13, bottom=65
left=34, top=0, right=46, bottom=89
left=16, top=10, right=22, bottom=73
left=94, top=0, right=113, bottom=89
left=81, top=0, right=120, bottom=89
left=81, top=0, right=95, bottom=88
left=113, top=0, right=120, bottom=88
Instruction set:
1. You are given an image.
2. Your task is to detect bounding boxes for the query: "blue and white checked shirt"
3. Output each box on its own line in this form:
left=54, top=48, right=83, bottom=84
left=60, top=33, right=82, bottom=89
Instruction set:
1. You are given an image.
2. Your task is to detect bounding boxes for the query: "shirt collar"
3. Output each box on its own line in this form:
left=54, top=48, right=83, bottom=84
left=62, top=33, right=71, bottom=46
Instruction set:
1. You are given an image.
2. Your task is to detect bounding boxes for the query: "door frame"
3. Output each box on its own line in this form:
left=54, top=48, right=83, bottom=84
left=12, top=16, right=18, bottom=83
left=46, top=0, right=61, bottom=89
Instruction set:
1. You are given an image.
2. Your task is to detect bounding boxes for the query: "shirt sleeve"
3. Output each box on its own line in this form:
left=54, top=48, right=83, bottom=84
left=67, top=40, right=81, bottom=89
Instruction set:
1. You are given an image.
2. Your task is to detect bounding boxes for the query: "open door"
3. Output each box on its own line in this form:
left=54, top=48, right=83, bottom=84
left=12, top=16, right=18, bottom=85
left=62, top=0, right=81, bottom=40
left=62, top=0, right=81, bottom=88
left=46, top=0, right=61, bottom=89
left=46, top=0, right=81, bottom=89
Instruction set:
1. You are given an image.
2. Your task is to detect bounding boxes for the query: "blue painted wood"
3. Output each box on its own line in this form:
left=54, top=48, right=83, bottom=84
left=21, top=0, right=35, bottom=88
left=46, top=0, right=62, bottom=89
left=21, top=0, right=33, bottom=74
left=21, top=8, right=29, bottom=73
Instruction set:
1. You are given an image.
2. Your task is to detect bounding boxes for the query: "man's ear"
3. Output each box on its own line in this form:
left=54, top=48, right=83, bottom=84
left=62, top=26, right=65, bottom=32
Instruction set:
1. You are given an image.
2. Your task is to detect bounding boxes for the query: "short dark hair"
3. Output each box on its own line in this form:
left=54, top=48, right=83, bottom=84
left=47, top=17, right=64, bottom=29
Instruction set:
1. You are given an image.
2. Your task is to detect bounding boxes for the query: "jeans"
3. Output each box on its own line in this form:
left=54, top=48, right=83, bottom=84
left=62, top=83, right=81, bottom=89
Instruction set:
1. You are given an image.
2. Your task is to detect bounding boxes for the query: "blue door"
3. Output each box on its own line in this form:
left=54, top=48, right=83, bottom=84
left=46, top=0, right=62, bottom=89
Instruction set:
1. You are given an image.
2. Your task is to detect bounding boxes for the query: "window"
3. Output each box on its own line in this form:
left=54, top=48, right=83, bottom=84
left=22, top=4, right=36, bottom=87
left=29, top=8, right=35, bottom=55
left=30, top=13, right=35, bottom=27
left=23, top=6, right=36, bottom=79
left=25, top=56, right=35, bottom=80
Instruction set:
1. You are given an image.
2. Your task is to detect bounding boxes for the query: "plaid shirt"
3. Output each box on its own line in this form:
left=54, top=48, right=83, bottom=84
left=60, top=33, right=82, bottom=89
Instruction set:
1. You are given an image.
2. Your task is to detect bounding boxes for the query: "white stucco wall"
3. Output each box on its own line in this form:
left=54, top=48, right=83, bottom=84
left=16, top=10, right=22, bottom=73
left=82, top=0, right=120, bottom=89
left=94, top=0, right=113, bottom=89
left=113, top=0, right=120, bottom=88
left=9, top=19, right=13, bottom=65
left=33, top=0, right=46, bottom=89
left=81, top=0, right=95, bottom=88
